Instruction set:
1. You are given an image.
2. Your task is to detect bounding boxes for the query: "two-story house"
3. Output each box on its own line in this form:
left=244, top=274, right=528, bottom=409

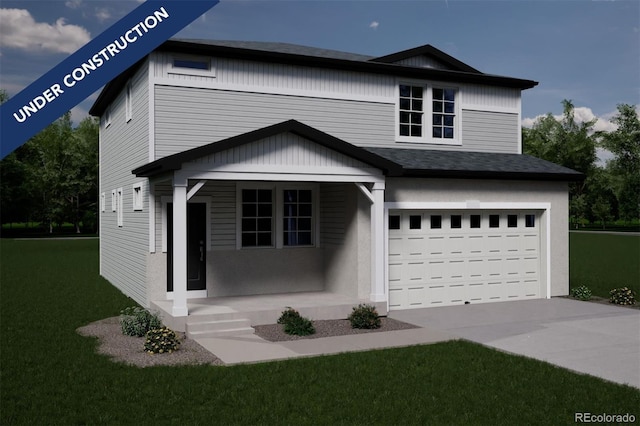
left=89, top=39, right=581, bottom=332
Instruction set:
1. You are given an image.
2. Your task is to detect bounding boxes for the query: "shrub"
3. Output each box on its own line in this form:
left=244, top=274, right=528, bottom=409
left=609, top=287, right=636, bottom=305
left=119, top=306, right=163, bottom=337
left=277, top=307, right=315, bottom=336
left=570, top=285, right=592, bottom=301
left=277, top=307, right=301, bottom=325
left=283, top=316, right=316, bottom=336
left=348, top=304, right=381, bottom=329
left=144, top=327, right=180, bottom=354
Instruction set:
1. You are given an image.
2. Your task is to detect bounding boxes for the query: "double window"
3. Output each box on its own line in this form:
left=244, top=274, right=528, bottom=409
left=240, top=186, right=315, bottom=248
left=398, top=83, right=458, bottom=144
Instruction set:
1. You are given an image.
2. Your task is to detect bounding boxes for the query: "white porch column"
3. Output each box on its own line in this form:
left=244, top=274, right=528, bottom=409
left=172, top=177, right=188, bottom=317
left=370, top=182, right=386, bottom=302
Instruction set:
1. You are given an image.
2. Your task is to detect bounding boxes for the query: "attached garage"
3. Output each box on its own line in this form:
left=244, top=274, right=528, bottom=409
left=388, top=209, right=544, bottom=309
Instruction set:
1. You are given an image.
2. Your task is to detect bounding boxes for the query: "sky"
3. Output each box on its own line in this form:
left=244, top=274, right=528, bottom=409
left=1, top=0, right=638, bottom=134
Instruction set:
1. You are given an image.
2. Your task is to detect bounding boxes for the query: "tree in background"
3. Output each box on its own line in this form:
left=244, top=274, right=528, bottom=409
left=0, top=89, right=99, bottom=234
left=598, top=104, right=640, bottom=223
left=523, top=99, right=599, bottom=226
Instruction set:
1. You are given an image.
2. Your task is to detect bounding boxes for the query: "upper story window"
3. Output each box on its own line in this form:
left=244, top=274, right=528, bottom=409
left=397, top=83, right=459, bottom=145
left=132, top=182, right=143, bottom=211
left=169, top=55, right=216, bottom=78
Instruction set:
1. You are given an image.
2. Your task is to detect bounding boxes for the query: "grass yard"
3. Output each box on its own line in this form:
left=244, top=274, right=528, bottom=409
left=1, top=239, right=639, bottom=425
left=570, top=232, right=640, bottom=299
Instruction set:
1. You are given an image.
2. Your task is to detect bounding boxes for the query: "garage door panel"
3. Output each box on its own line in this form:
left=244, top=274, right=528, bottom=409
left=389, top=209, right=542, bottom=310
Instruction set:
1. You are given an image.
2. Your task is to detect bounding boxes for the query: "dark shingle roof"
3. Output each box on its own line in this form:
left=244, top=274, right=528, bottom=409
left=365, top=147, right=584, bottom=181
left=170, top=39, right=374, bottom=62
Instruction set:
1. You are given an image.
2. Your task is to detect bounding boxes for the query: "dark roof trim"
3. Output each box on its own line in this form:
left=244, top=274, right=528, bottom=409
left=132, top=120, right=403, bottom=177
left=370, top=44, right=481, bottom=74
left=90, top=39, right=538, bottom=116
left=399, top=169, right=584, bottom=181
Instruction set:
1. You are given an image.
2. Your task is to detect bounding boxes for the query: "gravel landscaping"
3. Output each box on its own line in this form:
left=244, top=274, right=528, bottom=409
left=77, top=316, right=418, bottom=367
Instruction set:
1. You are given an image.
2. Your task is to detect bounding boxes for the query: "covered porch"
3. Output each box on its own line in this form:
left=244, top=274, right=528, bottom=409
left=133, top=120, right=400, bottom=325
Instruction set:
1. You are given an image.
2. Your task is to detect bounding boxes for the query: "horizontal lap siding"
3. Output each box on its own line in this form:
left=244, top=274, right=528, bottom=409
left=461, top=110, right=520, bottom=153
left=320, top=184, right=346, bottom=246
left=154, top=86, right=394, bottom=158
left=100, top=61, right=150, bottom=306
left=210, top=182, right=236, bottom=250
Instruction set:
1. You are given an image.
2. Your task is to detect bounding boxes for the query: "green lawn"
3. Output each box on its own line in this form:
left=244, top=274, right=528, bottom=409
left=1, top=239, right=638, bottom=425
left=570, top=232, right=640, bottom=298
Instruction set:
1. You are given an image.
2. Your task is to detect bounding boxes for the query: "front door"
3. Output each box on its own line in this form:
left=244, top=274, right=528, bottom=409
left=167, top=203, right=207, bottom=292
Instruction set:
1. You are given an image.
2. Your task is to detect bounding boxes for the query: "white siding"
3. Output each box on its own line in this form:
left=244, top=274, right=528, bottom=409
left=189, top=132, right=376, bottom=170
left=462, top=85, right=520, bottom=111
left=210, top=182, right=236, bottom=250
left=100, top=60, right=150, bottom=306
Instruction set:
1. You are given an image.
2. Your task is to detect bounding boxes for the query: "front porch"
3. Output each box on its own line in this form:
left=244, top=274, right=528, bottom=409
left=151, top=291, right=387, bottom=336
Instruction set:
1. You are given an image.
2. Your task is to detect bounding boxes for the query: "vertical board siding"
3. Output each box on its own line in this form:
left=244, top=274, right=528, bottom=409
left=154, top=86, right=395, bottom=158
left=100, top=60, right=150, bottom=306
left=191, top=132, right=375, bottom=170
left=320, top=184, right=346, bottom=246
left=462, top=85, right=520, bottom=110
left=461, top=110, right=520, bottom=154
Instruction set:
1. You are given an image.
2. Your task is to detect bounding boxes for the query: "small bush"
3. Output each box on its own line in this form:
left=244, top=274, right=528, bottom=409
left=277, top=307, right=301, bottom=325
left=119, top=306, right=163, bottom=337
left=283, top=316, right=316, bottom=336
left=570, top=285, right=592, bottom=301
left=277, top=307, right=315, bottom=336
left=144, top=327, right=180, bottom=354
left=348, top=304, right=381, bottom=329
left=609, top=287, right=636, bottom=305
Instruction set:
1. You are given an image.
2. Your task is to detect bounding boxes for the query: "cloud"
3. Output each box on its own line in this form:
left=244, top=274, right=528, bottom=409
left=65, top=0, right=83, bottom=9
left=0, top=8, right=90, bottom=54
left=94, top=7, right=111, bottom=22
left=369, top=21, right=379, bottom=30
left=522, top=106, right=619, bottom=133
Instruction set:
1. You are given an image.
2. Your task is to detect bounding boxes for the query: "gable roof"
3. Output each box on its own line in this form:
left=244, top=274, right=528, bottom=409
left=132, top=120, right=402, bottom=177
left=90, top=39, right=537, bottom=116
left=365, top=147, right=584, bottom=181
left=370, top=44, right=481, bottom=73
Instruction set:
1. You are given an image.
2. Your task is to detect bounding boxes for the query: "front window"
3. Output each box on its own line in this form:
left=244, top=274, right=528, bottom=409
left=399, top=85, right=423, bottom=137
left=283, top=189, right=313, bottom=246
left=432, top=88, right=455, bottom=139
left=397, top=84, right=457, bottom=144
left=241, top=189, right=273, bottom=247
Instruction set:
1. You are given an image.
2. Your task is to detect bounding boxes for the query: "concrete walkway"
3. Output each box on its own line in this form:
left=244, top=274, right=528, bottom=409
left=195, top=326, right=456, bottom=365
left=390, top=298, right=640, bottom=389
left=194, top=298, right=639, bottom=389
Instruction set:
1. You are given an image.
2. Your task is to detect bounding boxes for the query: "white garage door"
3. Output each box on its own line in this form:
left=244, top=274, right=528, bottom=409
left=388, top=210, right=542, bottom=310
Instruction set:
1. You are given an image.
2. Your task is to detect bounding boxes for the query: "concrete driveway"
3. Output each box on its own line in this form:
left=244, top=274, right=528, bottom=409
left=389, top=298, right=640, bottom=389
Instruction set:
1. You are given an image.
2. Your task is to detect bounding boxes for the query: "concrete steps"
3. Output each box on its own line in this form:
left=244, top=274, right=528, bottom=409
left=186, top=318, right=254, bottom=339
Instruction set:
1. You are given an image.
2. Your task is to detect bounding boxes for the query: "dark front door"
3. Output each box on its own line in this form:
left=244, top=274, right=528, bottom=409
left=167, top=203, right=206, bottom=292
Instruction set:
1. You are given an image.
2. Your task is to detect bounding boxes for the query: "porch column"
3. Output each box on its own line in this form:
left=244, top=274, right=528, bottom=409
left=172, top=178, right=188, bottom=317
left=370, top=182, right=386, bottom=302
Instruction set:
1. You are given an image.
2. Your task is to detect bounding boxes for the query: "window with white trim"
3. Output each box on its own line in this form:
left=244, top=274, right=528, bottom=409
left=397, top=83, right=458, bottom=144
left=132, top=182, right=143, bottom=211
left=117, top=188, right=123, bottom=227
left=111, top=189, right=116, bottom=212
left=169, top=55, right=215, bottom=77
left=125, top=80, right=132, bottom=122
left=239, top=185, right=316, bottom=249
left=241, top=188, right=273, bottom=247
left=101, top=192, right=106, bottom=212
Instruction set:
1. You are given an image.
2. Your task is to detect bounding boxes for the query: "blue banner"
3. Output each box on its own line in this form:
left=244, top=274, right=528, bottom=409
left=0, top=0, right=219, bottom=160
